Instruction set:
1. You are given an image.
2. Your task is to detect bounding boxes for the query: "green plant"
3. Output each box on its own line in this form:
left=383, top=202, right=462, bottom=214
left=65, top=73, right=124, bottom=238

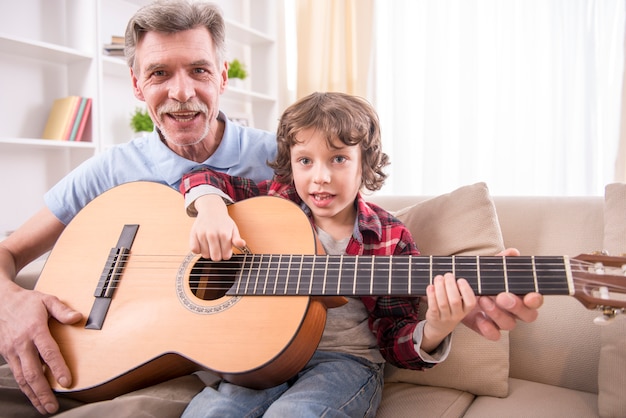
left=228, top=59, right=248, bottom=79
left=130, top=107, right=154, bottom=133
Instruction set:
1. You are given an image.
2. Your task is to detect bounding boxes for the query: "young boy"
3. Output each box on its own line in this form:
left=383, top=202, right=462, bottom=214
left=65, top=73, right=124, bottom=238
left=179, top=92, right=477, bottom=417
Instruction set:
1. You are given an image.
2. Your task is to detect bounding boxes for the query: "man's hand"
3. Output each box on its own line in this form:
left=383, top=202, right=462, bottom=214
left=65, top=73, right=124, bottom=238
left=0, top=207, right=82, bottom=414
left=0, top=283, right=82, bottom=415
left=461, top=248, right=544, bottom=341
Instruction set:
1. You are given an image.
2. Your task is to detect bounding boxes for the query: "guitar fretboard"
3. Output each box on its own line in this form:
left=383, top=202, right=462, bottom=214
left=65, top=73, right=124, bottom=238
left=220, top=255, right=574, bottom=297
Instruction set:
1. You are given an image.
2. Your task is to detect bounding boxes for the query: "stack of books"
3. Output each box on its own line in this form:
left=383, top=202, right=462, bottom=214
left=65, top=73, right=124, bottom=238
left=103, top=35, right=124, bottom=57
left=41, top=96, right=93, bottom=142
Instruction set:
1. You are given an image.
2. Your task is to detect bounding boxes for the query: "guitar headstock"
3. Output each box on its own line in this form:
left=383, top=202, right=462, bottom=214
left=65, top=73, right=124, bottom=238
left=570, top=254, right=626, bottom=320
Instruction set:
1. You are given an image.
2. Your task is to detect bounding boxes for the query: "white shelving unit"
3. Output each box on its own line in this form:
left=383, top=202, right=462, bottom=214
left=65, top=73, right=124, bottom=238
left=0, top=0, right=279, bottom=236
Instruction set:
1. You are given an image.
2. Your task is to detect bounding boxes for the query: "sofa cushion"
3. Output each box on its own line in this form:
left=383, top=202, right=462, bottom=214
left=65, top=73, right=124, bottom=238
left=602, top=182, right=626, bottom=256
left=377, top=382, right=474, bottom=418
left=392, top=182, right=504, bottom=256
left=383, top=183, right=510, bottom=397
left=598, top=182, right=626, bottom=418
left=463, top=378, right=598, bottom=418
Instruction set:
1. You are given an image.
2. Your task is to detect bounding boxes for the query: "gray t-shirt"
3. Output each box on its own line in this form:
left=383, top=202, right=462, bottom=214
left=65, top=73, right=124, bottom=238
left=315, top=228, right=451, bottom=365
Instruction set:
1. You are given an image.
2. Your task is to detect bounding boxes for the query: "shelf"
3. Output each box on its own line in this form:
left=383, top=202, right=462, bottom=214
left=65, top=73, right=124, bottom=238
left=0, top=33, right=92, bottom=63
left=225, top=19, right=275, bottom=45
left=102, top=55, right=130, bottom=78
left=225, top=86, right=276, bottom=103
left=0, top=137, right=96, bottom=150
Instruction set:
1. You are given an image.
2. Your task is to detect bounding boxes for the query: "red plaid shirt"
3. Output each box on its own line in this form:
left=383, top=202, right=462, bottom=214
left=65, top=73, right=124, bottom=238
left=181, top=169, right=435, bottom=370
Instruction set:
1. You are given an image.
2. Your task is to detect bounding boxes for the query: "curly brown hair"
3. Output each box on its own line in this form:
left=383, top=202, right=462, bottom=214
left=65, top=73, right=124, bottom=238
left=269, top=92, right=389, bottom=192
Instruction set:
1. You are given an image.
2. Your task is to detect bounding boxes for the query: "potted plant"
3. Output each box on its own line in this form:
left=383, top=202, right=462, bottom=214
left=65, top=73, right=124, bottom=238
left=228, top=59, right=248, bottom=88
left=130, top=107, right=153, bottom=136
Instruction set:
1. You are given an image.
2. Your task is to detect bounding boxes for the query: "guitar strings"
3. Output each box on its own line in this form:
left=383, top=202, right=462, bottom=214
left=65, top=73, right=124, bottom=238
left=97, top=255, right=626, bottom=302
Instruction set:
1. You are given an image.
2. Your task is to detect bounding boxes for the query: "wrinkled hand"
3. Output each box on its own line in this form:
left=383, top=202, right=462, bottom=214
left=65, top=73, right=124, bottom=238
left=461, top=248, right=544, bottom=341
left=189, top=194, right=246, bottom=261
left=422, top=273, right=477, bottom=353
left=0, top=283, right=82, bottom=415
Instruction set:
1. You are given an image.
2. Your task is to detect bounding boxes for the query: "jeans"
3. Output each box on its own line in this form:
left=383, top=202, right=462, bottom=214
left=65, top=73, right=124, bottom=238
left=182, top=351, right=384, bottom=418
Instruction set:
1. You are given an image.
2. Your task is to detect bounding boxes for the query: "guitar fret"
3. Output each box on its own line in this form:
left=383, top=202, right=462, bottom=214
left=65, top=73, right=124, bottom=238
left=240, top=254, right=249, bottom=293
left=299, top=255, right=311, bottom=295
left=476, top=255, right=482, bottom=295
left=294, top=255, right=302, bottom=295
left=263, top=254, right=271, bottom=294
left=452, top=255, right=456, bottom=276
left=370, top=256, right=375, bottom=294
left=309, top=255, right=315, bottom=295
left=454, top=256, right=478, bottom=293
left=353, top=255, right=358, bottom=295
left=507, top=257, right=541, bottom=294
left=273, top=254, right=282, bottom=295
left=272, top=254, right=286, bottom=295
left=387, top=257, right=392, bottom=295
left=562, top=256, right=574, bottom=295
left=429, top=255, right=433, bottom=285
left=408, top=255, right=412, bottom=295
left=502, top=256, right=509, bottom=293
left=264, top=254, right=272, bottom=295
left=337, top=255, right=343, bottom=294
left=322, top=255, right=329, bottom=294
left=531, top=255, right=538, bottom=292
left=479, top=257, right=506, bottom=295
left=246, top=255, right=253, bottom=294
left=325, top=256, right=339, bottom=296
left=236, top=254, right=244, bottom=294
left=252, top=255, right=260, bottom=294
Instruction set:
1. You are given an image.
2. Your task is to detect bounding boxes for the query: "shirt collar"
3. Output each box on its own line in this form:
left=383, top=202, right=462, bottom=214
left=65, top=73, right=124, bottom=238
left=205, top=112, right=241, bottom=169
left=353, top=193, right=383, bottom=243
left=148, top=111, right=239, bottom=186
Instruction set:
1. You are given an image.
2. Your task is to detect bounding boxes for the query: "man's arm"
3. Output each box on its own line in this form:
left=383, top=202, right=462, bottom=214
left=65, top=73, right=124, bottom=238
left=0, top=207, right=82, bottom=415
left=461, top=248, right=544, bottom=341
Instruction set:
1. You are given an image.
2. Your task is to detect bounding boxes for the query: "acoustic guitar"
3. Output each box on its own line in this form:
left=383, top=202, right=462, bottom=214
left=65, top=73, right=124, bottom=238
left=33, top=181, right=626, bottom=402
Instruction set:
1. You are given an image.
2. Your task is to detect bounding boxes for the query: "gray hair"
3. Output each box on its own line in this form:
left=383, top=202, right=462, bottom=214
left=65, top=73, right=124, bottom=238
left=125, top=0, right=226, bottom=71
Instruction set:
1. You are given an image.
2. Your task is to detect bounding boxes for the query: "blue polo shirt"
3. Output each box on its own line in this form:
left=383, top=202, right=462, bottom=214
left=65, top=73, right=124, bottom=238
left=45, top=113, right=277, bottom=225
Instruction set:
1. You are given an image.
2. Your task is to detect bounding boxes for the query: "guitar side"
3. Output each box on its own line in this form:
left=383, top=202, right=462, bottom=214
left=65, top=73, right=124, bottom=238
left=34, top=182, right=326, bottom=402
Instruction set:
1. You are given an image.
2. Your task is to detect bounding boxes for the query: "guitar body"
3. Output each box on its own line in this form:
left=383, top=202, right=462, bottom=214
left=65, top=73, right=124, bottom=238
left=35, top=182, right=328, bottom=401
left=32, top=182, right=626, bottom=402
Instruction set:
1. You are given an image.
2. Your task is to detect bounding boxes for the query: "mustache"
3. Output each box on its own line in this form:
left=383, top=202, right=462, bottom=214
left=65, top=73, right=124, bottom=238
left=157, top=101, right=208, bottom=117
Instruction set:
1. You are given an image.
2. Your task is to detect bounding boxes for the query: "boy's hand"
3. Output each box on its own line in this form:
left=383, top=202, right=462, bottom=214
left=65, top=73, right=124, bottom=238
left=189, top=195, right=246, bottom=260
left=422, top=273, right=477, bottom=353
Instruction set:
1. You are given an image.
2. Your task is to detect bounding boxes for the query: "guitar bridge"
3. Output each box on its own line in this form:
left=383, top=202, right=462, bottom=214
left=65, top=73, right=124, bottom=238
left=85, top=224, right=139, bottom=330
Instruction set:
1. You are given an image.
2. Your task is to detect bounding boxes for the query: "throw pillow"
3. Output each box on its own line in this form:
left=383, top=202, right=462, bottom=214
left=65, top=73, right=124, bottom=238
left=598, top=182, right=626, bottom=418
left=384, top=182, right=510, bottom=397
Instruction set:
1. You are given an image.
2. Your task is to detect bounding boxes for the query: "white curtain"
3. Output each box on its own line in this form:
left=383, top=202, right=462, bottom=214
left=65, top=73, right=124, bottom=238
left=373, top=0, right=625, bottom=196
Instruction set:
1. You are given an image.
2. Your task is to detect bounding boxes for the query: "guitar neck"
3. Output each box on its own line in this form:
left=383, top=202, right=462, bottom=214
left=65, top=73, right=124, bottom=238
left=222, top=255, right=574, bottom=297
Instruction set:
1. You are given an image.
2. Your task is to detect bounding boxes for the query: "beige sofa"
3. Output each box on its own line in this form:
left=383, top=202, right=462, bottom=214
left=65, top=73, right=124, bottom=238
left=9, top=182, right=626, bottom=417
left=367, top=182, right=626, bottom=418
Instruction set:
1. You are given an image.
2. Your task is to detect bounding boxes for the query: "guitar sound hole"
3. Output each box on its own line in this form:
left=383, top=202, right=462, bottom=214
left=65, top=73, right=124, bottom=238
left=189, top=258, right=240, bottom=301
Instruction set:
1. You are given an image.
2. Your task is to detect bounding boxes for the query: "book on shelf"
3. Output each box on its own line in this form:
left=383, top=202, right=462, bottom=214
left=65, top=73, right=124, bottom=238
left=68, top=97, right=93, bottom=142
left=41, top=96, right=92, bottom=142
left=41, top=96, right=80, bottom=140
left=103, top=35, right=125, bottom=56
left=103, top=44, right=124, bottom=56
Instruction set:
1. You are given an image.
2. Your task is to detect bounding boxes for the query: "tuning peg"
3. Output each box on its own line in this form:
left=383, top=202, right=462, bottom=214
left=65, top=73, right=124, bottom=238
left=594, top=306, right=624, bottom=325
left=593, top=262, right=605, bottom=274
